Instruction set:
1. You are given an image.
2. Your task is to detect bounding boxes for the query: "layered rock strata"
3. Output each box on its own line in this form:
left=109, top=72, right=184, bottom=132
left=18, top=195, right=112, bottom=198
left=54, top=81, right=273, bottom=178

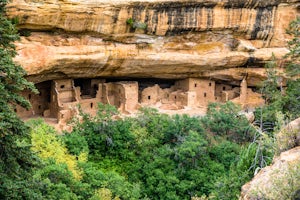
left=6, top=0, right=299, bottom=85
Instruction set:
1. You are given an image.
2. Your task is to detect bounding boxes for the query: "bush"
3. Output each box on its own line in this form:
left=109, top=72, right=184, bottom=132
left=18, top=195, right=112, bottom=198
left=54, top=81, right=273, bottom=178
left=27, top=118, right=83, bottom=180
left=62, top=131, right=89, bottom=156
left=201, top=102, right=255, bottom=143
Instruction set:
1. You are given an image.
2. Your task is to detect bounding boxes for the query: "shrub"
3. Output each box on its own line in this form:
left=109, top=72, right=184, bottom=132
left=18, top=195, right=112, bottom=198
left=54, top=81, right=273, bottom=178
left=126, top=18, right=147, bottom=30
left=202, top=102, right=255, bottom=143
left=27, top=118, right=83, bottom=180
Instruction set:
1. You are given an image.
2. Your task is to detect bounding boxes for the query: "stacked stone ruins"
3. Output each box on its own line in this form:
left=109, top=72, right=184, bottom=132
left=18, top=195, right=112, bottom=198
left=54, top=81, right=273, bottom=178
left=16, top=77, right=264, bottom=125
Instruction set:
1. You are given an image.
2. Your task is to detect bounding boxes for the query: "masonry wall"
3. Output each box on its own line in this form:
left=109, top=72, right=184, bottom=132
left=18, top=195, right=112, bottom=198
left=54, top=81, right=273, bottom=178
left=17, top=77, right=246, bottom=123
left=91, top=79, right=105, bottom=97
left=16, top=81, right=51, bottom=118
left=174, top=79, right=190, bottom=91
left=169, top=91, right=187, bottom=108
left=101, top=81, right=139, bottom=112
left=55, top=79, right=75, bottom=106
left=103, top=83, right=116, bottom=106
left=49, top=81, right=60, bottom=118
left=174, top=78, right=215, bottom=106
left=194, top=79, right=215, bottom=106
left=221, top=88, right=240, bottom=102
left=186, top=91, right=197, bottom=107
left=120, top=82, right=138, bottom=112
left=161, top=88, right=173, bottom=104
left=215, top=84, right=233, bottom=97
left=78, top=99, right=99, bottom=116
left=141, top=84, right=162, bottom=105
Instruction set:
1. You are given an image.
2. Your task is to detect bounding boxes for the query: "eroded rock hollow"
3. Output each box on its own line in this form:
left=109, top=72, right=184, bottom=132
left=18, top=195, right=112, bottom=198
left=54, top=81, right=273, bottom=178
left=6, top=0, right=299, bottom=123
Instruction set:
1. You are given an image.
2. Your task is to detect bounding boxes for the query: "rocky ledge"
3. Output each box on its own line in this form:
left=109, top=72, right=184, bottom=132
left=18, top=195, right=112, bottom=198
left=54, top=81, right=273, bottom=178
left=6, top=0, right=299, bottom=85
left=241, top=146, right=300, bottom=199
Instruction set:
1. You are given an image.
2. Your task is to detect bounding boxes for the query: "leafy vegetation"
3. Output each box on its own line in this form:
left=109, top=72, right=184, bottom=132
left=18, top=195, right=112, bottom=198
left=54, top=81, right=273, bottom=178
left=0, top=0, right=41, bottom=198
left=126, top=18, right=147, bottom=30
left=28, top=17, right=297, bottom=200
left=247, top=17, right=300, bottom=199
left=254, top=17, right=300, bottom=140
left=0, top=0, right=299, bottom=196
left=32, top=102, right=257, bottom=200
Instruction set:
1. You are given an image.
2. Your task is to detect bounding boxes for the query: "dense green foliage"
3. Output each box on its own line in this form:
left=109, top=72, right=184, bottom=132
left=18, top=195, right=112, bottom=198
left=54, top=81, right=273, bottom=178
left=23, top=119, right=139, bottom=200
left=0, top=0, right=258, bottom=198
left=255, top=17, right=300, bottom=134
left=0, top=0, right=298, bottom=196
left=39, top=102, right=257, bottom=200
left=0, top=0, right=41, bottom=198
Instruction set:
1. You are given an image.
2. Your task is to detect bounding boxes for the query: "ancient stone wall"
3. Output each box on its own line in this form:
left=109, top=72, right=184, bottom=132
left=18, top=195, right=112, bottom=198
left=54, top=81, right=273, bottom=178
left=221, top=87, right=240, bottom=102
left=17, top=77, right=265, bottom=124
left=119, top=81, right=139, bottom=112
left=215, top=84, right=233, bottom=97
left=174, top=78, right=216, bottom=106
left=15, top=81, right=51, bottom=118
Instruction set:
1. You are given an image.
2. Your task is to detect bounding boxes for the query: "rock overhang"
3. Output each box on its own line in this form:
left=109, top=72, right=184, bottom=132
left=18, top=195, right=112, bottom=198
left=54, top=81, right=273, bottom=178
left=5, top=0, right=299, bottom=85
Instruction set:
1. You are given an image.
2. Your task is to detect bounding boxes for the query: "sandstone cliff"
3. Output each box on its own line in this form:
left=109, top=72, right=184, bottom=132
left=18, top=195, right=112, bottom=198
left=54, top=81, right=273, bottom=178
left=241, top=117, right=300, bottom=199
left=241, top=146, right=300, bottom=199
left=6, top=0, right=299, bottom=85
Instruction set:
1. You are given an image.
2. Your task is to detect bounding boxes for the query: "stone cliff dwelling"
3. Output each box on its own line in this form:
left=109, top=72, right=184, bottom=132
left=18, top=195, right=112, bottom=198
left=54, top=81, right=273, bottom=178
left=8, top=0, right=298, bottom=130
left=16, top=77, right=264, bottom=125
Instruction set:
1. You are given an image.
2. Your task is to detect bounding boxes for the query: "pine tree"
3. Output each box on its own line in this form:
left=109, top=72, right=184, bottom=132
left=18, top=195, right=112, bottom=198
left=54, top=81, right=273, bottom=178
left=282, top=17, right=300, bottom=119
left=0, top=0, right=42, bottom=198
left=285, top=17, right=300, bottom=77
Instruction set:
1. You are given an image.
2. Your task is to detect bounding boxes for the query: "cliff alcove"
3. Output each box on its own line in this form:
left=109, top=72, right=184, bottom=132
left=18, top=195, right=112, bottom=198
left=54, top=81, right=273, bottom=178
left=5, top=0, right=298, bottom=123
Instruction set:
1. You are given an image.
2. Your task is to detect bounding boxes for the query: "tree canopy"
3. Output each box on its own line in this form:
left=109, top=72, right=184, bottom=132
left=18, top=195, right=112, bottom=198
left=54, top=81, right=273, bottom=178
left=0, top=1, right=41, bottom=198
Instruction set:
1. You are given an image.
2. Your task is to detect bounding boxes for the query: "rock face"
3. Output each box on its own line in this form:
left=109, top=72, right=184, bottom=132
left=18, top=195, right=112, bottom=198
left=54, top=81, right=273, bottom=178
left=6, top=0, right=299, bottom=85
left=276, top=117, right=300, bottom=153
left=241, top=146, right=300, bottom=200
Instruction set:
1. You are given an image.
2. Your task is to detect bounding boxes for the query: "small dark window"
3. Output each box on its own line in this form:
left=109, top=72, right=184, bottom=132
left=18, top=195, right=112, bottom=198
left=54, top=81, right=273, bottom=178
left=148, top=96, right=151, bottom=100
left=175, top=96, right=177, bottom=99
left=223, top=86, right=226, bottom=90
left=28, top=94, right=31, bottom=99
left=14, top=108, right=17, bottom=112
left=204, top=93, right=207, bottom=97
left=60, top=85, right=65, bottom=89
left=38, top=105, right=41, bottom=109
left=90, top=103, right=93, bottom=108
left=194, top=83, right=197, bottom=87
left=209, top=82, right=212, bottom=86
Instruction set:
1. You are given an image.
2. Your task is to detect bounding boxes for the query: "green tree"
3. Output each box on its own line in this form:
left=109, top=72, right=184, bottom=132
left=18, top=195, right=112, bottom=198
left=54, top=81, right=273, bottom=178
left=0, top=1, right=41, bottom=198
left=282, top=17, right=300, bottom=119
left=254, top=56, right=284, bottom=132
left=201, top=102, right=254, bottom=143
left=255, top=17, right=300, bottom=131
left=285, top=17, right=300, bottom=77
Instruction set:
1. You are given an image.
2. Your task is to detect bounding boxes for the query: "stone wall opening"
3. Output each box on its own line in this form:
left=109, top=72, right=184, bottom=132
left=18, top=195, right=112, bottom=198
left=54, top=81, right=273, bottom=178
left=15, top=77, right=265, bottom=125
left=74, top=79, right=92, bottom=98
left=16, top=80, right=51, bottom=118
